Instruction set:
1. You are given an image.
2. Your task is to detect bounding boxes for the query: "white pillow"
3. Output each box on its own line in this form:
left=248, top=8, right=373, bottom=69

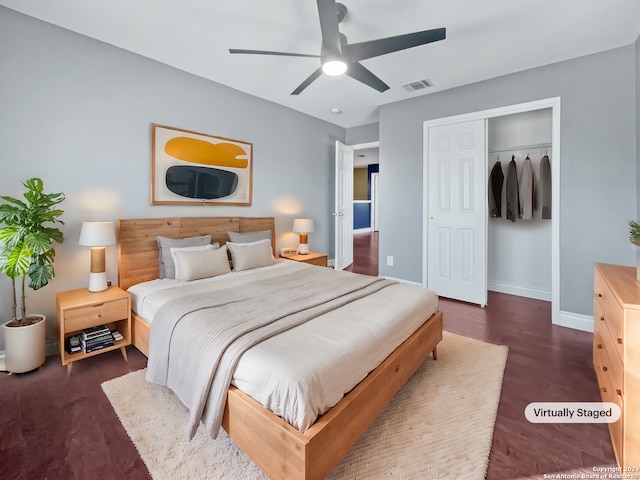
left=227, top=239, right=274, bottom=272
left=170, top=244, right=216, bottom=279
left=172, top=244, right=231, bottom=281
left=156, top=235, right=211, bottom=279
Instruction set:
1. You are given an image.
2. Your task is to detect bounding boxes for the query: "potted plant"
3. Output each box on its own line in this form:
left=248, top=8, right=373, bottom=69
left=0, top=178, right=65, bottom=373
left=629, top=220, right=640, bottom=281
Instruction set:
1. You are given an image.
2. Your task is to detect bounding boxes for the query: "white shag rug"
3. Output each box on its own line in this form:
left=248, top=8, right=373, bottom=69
left=102, top=332, right=508, bottom=479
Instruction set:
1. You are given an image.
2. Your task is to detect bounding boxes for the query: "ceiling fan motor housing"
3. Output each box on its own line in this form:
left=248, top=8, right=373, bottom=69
left=336, top=3, right=348, bottom=23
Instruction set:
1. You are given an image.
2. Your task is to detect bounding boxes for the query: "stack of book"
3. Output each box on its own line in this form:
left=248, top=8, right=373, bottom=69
left=81, top=325, right=114, bottom=353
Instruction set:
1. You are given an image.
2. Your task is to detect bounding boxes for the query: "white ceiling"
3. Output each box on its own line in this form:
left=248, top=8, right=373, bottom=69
left=2, top=0, right=639, bottom=128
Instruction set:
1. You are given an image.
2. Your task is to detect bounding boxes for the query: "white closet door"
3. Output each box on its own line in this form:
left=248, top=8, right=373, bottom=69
left=427, top=119, right=487, bottom=306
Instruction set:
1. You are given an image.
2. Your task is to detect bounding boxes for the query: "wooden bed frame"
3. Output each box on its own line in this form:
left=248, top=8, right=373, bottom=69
left=117, top=216, right=443, bottom=480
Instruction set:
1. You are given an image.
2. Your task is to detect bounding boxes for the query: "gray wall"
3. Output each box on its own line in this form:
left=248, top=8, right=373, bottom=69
left=0, top=8, right=344, bottom=350
left=345, top=123, right=379, bottom=145
left=378, top=45, right=637, bottom=316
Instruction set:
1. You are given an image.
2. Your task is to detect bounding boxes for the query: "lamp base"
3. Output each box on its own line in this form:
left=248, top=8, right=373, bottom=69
left=298, top=233, right=309, bottom=255
left=88, top=272, right=108, bottom=293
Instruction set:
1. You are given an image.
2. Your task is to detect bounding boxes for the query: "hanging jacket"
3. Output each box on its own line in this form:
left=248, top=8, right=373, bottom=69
left=540, top=155, right=551, bottom=219
left=505, top=156, right=519, bottom=222
left=519, top=155, right=534, bottom=220
left=488, top=161, right=504, bottom=218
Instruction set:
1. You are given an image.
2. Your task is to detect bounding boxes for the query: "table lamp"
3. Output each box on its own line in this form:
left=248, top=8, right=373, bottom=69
left=79, top=221, right=116, bottom=292
left=292, top=218, right=315, bottom=255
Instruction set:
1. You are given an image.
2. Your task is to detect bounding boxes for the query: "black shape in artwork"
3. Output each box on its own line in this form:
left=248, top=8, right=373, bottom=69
left=166, top=165, right=238, bottom=200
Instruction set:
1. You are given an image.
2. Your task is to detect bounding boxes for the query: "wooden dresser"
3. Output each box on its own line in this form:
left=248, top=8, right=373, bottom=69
left=593, top=263, right=640, bottom=468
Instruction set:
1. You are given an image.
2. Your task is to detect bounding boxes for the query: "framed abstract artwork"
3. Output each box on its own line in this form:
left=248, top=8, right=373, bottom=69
left=151, top=124, right=253, bottom=205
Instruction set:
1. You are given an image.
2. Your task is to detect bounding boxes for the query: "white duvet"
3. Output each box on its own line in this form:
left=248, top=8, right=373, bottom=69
left=128, top=260, right=439, bottom=432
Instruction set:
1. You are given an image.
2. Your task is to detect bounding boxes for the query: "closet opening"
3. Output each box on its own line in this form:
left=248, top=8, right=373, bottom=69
left=487, top=108, right=553, bottom=302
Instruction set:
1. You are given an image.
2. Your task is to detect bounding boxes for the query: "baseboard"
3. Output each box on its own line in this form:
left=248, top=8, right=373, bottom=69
left=381, top=276, right=423, bottom=287
left=353, top=228, right=373, bottom=234
left=46, top=341, right=58, bottom=356
left=556, top=311, right=593, bottom=333
left=488, top=281, right=552, bottom=302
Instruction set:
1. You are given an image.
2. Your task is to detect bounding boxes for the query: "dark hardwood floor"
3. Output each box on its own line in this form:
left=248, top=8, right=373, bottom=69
left=0, top=234, right=616, bottom=479
left=345, top=231, right=379, bottom=276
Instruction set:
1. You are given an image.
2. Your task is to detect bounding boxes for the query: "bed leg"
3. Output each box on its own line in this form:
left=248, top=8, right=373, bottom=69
left=432, top=345, right=438, bottom=360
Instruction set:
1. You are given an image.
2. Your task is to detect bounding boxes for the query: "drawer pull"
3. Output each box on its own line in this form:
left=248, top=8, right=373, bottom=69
left=617, top=338, right=622, bottom=345
left=596, top=344, right=603, bottom=349
left=616, top=389, right=622, bottom=397
left=92, top=303, right=105, bottom=308
left=602, top=366, right=608, bottom=372
left=97, top=313, right=102, bottom=318
left=601, top=387, right=607, bottom=393
left=600, top=316, right=605, bottom=322
left=597, top=293, right=603, bottom=298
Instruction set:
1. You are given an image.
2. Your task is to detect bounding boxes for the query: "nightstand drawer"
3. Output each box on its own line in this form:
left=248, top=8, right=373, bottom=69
left=65, top=298, right=129, bottom=332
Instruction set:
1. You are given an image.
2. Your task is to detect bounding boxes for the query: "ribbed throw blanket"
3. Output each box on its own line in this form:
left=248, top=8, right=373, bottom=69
left=145, top=266, right=395, bottom=440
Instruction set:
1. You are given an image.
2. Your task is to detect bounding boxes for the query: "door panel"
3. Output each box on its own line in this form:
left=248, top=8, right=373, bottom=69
left=427, top=120, right=487, bottom=306
left=334, top=141, right=354, bottom=270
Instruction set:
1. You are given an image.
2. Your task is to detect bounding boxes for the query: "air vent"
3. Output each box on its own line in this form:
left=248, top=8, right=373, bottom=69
left=402, top=78, right=433, bottom=92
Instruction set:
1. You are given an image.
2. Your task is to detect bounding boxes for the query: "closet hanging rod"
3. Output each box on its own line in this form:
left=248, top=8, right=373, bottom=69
left=488, top=142, right=552, bottom=155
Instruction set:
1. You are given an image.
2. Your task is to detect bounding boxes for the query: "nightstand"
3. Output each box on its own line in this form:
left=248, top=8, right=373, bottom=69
left=56, top=286, right=131, bottom=376
left=281, top=252, right=328, bottom=267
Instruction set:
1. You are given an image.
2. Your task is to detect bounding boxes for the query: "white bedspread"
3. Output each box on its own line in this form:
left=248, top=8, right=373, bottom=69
left=129, top=261, right=439, bottom=433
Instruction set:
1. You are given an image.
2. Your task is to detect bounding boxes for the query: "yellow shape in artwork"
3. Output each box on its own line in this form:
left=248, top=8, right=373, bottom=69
left=165, top=137, right=249, bottom=168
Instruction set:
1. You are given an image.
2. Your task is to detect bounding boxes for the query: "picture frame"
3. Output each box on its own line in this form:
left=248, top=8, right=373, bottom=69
left=151, top=124, right=253, bottom=206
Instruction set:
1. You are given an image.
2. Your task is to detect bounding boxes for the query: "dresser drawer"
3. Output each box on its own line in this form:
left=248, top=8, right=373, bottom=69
left=594, top=321, right=623, bottom=397
left=64, top=298, right=129, bottom=332
left=594, top=350, right=624, bottom=464
left=594, top=269, right=624, bottom=361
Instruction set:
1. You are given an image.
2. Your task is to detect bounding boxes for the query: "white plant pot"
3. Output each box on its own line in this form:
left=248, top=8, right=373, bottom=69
left=3, top=315, right=46, bottom=373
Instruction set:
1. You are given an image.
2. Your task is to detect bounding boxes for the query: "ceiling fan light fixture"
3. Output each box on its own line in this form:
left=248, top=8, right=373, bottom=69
left=322, top=58, right=348, bottom=76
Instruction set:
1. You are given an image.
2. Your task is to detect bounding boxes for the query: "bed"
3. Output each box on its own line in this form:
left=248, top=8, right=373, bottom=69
left=117, top=216, right=443, bottom=480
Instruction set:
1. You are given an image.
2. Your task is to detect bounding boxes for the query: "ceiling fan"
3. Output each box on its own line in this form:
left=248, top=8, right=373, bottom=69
left=229, top=0, right=446, bottom=95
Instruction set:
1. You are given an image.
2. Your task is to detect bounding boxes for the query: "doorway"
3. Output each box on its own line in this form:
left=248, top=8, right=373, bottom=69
left=349, top=141, right=379, bottom=275
left=422, top=97, right=561, bottom=325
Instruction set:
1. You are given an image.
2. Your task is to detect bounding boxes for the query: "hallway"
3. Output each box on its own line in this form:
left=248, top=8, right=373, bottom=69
left=345, top=231, right=378, bottom=276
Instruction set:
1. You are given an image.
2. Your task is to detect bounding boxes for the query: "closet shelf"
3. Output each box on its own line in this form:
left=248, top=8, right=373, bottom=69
left=488, top=142, right=551, bottom=155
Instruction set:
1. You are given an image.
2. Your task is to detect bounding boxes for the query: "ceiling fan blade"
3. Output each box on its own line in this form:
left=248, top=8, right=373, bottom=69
left=229, top=49, right=320, bottom=58
left=346, top=62, right=390, bottom=93
left=316, top=0, right=342, bottom=56
left=343, top=27, right=446, bottom=62
left=291, top=67, right=323, bottom=95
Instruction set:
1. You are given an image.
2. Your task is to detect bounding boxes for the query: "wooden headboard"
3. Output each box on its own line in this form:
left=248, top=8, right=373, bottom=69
left=117, top=216, right=275, bottom=290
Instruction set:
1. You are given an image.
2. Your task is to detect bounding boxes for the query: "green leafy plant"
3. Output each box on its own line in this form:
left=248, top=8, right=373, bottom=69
left=0, top=178, right=65, bottom=327
left=629, top=220, right=640, bottom=247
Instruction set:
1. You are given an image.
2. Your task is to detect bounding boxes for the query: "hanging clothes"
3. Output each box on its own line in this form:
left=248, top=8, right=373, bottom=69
left=519, top=155, right=535, bottom=220
left=488, top=160, right=504, bottom=218
left=505, top=156, right=520, bottom=222
left=540, top=154, right=551, bottom=219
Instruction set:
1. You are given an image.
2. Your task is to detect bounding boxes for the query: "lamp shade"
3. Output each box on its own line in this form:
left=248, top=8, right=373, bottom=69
left=79, top=222, right=116, bottom=247
left=292, top=218, right=315, bottom=233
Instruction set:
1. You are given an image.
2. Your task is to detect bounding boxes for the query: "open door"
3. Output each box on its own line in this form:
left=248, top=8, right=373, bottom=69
left=334, top=140, right=354, bottom=270
left=427, top=119, right=487, bottom=306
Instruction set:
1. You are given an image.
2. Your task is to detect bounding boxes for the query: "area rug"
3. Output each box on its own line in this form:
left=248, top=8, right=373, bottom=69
left=102, top=332, right=508, bottom=479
